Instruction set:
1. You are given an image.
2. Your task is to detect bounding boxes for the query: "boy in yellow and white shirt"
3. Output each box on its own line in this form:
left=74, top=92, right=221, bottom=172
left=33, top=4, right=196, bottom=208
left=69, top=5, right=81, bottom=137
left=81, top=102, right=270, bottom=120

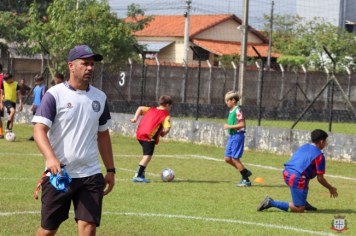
left=0, top=72, right=23, bottom=133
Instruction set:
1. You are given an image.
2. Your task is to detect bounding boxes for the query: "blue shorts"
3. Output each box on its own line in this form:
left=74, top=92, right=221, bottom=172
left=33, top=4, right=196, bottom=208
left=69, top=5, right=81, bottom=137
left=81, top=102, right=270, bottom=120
left=225, top=132, right=245, bottom=159
left=290, top=186, right=308, bottom=206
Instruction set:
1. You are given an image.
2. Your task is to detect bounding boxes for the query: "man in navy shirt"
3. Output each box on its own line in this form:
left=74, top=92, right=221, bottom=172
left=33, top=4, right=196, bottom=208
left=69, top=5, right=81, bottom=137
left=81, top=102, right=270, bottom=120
left=257, top=129, right=338, bottom=213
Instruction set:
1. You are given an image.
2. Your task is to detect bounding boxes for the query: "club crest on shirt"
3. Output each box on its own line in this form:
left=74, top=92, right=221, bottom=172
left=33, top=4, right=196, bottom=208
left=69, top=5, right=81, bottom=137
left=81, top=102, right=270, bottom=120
left=92, top=101, right=101, bottom=112
left=67, top=103, right=73, bottom=109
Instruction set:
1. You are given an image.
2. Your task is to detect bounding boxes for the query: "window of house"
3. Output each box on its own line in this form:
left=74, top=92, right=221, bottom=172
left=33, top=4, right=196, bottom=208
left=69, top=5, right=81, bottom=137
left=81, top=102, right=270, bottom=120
left=345, top=24, right=354, bottom=33
left=192, top=47, right=209, bottom=61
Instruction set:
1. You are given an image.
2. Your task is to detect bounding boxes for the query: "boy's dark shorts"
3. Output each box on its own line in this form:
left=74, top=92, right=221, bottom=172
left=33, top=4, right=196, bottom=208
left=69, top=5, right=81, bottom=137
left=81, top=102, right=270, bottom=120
left=3, top=100, right=16, bottom=114
left=138, top=140, right=156, bottom=155
left=40, top=173, right=106, bottom=231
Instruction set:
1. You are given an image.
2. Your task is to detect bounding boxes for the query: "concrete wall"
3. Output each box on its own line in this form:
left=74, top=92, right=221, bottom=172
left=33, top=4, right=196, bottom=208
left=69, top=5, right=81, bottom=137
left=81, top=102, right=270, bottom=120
left=9, top=105, right=356, bottom=162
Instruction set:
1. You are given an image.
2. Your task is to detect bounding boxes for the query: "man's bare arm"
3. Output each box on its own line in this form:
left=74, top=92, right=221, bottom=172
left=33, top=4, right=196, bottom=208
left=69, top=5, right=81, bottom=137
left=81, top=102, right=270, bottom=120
left=33, top=123, right=63, bottom=176
left=98, top=129, right=115, bottom=196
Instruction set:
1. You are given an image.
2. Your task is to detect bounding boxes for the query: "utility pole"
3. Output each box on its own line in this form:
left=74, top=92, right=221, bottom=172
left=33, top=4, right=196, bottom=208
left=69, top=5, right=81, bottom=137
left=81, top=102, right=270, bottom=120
left=183, top=0, right=191, bottom=64
left=267, top=1, right=274, bottom=70
left=76, top=0, right=80, bottom=32
left=238, top=0, right=249, bottom=106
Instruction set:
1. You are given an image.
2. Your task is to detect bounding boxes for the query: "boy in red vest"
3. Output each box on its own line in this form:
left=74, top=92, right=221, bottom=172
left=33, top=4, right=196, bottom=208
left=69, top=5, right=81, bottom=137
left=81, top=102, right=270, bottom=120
left=129, top=95, right=173, bottom=183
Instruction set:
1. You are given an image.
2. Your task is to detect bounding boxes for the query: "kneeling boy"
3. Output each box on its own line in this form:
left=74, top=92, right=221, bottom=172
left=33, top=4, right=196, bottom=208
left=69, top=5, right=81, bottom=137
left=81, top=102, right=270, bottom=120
left=129, top=95, right=173, bottom=183
left=257, top=129, right=338, bottom=213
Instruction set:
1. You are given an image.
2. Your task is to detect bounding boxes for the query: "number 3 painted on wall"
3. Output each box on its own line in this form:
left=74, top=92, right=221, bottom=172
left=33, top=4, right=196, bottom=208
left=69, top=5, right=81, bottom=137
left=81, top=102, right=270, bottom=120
left=119, top=72, right=125, bottom=86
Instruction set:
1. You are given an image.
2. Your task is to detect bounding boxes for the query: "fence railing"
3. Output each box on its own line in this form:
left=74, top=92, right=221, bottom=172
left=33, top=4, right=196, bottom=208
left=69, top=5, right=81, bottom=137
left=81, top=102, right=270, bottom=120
left=4, top=57, right=356, bottom=134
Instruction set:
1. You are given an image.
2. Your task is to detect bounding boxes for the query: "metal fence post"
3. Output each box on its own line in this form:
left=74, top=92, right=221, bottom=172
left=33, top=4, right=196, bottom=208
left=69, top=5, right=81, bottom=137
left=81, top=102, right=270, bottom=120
left=252, top=46, right=265, bottom=126
left=219, top=61, right=226, bottom=104
left=302, top=64, right=308, bottom=107
left=133, top=44, right=146, bottom=106
left=128, top=58, right=132, bottom=101
left=99, top=63, right=104, bottom=91
left=190, top=46, right=201, bottom=120
left=324, top=67, right=329, bottom=110
left=231, top=61, right=237, bottom=91
left=346, top=67, right=351, bottom=110
left=182, top=60, right=188, bottom=103
left=323, top=46, right=336, bottom=132
left=155, top=57, right=160, bottom=101
left=278, top=64, right=285, bottom=108
left=207, top=60, right=212, bottom=104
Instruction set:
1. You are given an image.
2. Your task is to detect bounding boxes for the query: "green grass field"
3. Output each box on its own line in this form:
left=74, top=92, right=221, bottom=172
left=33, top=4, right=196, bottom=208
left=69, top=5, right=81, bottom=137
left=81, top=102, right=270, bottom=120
left=0, top=124, right=355, bottom=235
left=176, top=117, right=356, bottom=135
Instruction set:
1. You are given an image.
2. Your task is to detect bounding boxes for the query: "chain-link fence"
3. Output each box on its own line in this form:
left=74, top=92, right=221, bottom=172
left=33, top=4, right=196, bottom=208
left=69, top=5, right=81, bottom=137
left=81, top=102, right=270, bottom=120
left=4, top=57, right=356, bottom=134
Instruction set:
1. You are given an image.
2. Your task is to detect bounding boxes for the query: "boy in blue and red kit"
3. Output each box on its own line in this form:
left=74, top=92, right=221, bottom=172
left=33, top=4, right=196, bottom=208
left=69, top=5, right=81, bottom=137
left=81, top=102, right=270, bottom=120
left=28, top=74, right=47, bottom=141
left=223, top=91, right=252, bottom=187
left=129, top=95, right=172, bottom=183
left=257, top=129, right=338, bottom=213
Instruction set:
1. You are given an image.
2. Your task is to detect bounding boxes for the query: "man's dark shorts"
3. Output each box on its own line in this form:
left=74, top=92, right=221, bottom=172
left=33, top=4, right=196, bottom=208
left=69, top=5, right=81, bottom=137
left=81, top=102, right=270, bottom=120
left=40, top=173, right=106, bottom=230
left=0, top=106, right=3, bottom=117
left=138, top=140, right=156, bottom=156
left=3, top=100, right=16, bottom=114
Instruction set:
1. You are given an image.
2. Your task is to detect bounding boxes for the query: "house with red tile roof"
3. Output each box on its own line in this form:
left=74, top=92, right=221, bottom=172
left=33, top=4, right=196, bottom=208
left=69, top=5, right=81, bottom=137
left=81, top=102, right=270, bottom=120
left=126, top=14, right=281, bottom=67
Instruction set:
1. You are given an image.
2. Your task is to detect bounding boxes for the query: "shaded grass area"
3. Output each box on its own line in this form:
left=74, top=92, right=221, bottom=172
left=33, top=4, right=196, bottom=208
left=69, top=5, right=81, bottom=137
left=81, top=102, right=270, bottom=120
left=0, top=124, right=355, bottom=235
left=174, top=117, right=356, bottom=135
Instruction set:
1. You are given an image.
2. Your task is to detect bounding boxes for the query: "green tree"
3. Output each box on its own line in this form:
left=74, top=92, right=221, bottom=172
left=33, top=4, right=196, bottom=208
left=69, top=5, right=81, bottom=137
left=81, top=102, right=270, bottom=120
left=0, top=11, right=32, bottom=54
left=0, top=0, right=52, bottom=15
left=214, top=53, right=259, bottom=69
left=24, top=0, right=152, bottom=76
left=263, top=15, right=356, bottom=72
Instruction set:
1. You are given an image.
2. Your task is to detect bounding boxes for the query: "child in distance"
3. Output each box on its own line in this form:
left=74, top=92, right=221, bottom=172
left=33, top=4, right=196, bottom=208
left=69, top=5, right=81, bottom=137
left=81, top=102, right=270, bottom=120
left=129, top=95, right=173, bottom=183
left=257, top=129, right=338, bottom=213
left=223, top=91, right=252, bottom=187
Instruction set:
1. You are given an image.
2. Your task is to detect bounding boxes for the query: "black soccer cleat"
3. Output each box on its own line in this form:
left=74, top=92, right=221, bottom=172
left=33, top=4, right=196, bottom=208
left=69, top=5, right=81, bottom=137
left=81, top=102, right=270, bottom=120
left=305, top=201, right=317, bottom=211
left=257, top=196, right=273, bottom=212
left=27, top=136, right=35, bottom=141
left=0, top=135, right=3, bottom=139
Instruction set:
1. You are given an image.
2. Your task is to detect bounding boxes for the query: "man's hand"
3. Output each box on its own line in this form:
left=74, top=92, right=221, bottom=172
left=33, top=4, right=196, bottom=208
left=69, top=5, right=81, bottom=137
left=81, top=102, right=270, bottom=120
left=329, top=186, right=338, bottom=198
left=46, top=157, right=63, bottom=176
left=129, top=118, right=137, bottom=123
left=18, top=104, right=23, bottom=112
left=30, top=104, right=34, bottom=111
left=103, top=172, right=115, bottom=196
left=223, top=124, right=229, bottom=130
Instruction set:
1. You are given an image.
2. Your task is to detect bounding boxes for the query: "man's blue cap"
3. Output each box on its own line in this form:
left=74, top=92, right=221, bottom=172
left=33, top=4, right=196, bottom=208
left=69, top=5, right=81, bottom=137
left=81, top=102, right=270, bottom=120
left=68, top=45, right=103, bottom=62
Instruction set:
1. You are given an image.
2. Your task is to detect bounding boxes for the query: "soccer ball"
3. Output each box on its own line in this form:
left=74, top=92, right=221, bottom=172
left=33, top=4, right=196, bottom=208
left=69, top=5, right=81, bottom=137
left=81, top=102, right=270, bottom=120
left=6, top=132, right=16, bottom=142
left=160, top=168, right=175, bottom=182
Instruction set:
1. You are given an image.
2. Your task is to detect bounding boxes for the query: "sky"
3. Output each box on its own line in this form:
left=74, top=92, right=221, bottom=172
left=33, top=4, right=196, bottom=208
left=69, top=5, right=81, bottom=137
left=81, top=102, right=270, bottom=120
left=108, top=0, right=354, bottom=30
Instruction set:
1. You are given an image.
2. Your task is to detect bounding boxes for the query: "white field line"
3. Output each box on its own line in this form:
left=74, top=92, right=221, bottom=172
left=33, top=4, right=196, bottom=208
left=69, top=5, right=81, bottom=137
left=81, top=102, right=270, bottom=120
left=100, top=165, right=187, bottom=181
left=116, top=154, right=356, bottom=181
left=0, top=152, right=354, bottom=181
left=0, top=152, right=42, bottom=156
left=0, top=211, right=336, bottom=236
